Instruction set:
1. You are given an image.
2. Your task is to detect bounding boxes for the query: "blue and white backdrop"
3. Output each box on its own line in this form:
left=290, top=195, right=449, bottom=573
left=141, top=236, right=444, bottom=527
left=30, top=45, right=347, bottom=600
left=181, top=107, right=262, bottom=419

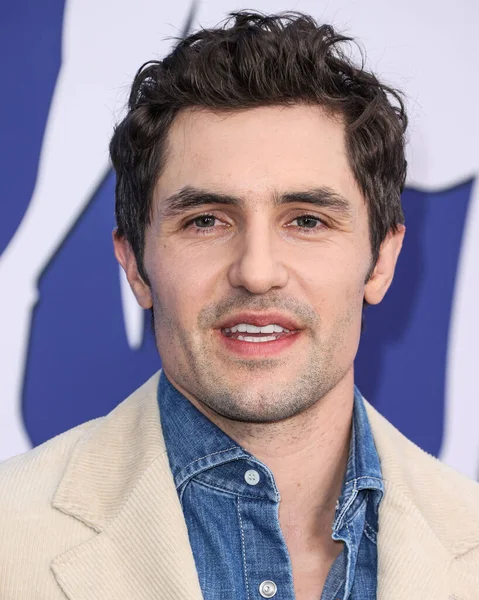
left=1, top=0, right=478, bottom=479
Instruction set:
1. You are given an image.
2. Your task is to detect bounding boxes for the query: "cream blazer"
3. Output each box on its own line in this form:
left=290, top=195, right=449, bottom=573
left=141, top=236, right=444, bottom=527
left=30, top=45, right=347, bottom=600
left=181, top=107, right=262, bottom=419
left=1, top=372, right=478, bottom=600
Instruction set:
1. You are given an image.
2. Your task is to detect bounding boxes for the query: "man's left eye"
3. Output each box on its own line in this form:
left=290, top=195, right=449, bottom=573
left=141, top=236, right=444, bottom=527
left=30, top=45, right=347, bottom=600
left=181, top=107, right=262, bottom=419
left=293, top=216, right=322, bottom=228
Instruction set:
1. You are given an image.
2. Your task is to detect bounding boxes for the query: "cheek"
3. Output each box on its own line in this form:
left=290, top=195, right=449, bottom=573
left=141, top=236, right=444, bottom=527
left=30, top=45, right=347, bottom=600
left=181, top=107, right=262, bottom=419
left=147, top=245, right=220, bottom=329
left=298, top=250, right=367, bottom=323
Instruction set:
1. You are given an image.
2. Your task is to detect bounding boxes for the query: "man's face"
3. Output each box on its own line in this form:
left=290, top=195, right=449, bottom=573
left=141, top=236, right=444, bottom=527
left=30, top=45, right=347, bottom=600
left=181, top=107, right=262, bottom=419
left=118, top=105, right=401, bottom=422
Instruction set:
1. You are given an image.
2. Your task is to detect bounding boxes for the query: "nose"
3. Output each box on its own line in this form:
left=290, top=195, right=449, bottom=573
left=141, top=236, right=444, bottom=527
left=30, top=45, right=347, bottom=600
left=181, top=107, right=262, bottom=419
left=227, top=221, right=289, bottom=294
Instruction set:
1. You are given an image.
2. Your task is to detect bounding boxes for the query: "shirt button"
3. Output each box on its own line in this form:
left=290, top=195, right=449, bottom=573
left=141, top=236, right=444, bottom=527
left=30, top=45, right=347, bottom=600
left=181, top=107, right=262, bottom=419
left=244, top=469, right=260, bottom=485
left=259, top=580, right=277, bottom=598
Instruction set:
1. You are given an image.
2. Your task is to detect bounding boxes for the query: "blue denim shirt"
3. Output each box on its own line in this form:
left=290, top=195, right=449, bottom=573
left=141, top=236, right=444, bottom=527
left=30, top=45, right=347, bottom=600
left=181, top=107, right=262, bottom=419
left=159, top=373, right=383, bottom=599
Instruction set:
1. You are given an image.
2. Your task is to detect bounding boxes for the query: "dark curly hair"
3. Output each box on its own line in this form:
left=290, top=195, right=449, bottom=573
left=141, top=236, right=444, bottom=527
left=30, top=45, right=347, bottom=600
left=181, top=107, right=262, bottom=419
left=110, top=10, right=407, bottom=283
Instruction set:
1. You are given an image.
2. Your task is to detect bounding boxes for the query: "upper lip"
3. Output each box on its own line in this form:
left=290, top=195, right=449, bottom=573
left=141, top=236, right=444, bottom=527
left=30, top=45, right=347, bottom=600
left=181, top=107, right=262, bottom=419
left=217, top=312, right=302, bottom=331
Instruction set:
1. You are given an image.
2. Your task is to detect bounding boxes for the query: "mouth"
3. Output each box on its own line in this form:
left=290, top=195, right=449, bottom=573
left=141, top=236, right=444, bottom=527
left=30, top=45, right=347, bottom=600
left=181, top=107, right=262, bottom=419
left=217, top=312, right=302, bottom=356
left=222, top=323, right=294, bottom=343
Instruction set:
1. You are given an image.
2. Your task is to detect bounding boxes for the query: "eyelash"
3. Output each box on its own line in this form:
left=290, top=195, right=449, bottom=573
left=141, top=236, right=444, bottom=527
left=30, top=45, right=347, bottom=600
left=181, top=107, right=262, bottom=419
left=288, top=214, right=326, bottom=231
left=183, top=213, right=327, bottom=234
left=184, top=214, right=229, bottom=234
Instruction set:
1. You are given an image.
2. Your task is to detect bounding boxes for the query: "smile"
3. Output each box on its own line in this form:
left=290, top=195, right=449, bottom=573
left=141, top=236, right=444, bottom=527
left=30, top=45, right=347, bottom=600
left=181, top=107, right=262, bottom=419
left=217, top=314, right=302, bottom=357
left=222, top=323, right=291, bottom=343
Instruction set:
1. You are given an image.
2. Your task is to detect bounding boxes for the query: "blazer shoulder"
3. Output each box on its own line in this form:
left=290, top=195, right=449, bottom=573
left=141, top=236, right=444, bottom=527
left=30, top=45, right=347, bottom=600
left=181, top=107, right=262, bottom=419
left=366, top=400, right=478, bottom=489
left=0, top=371, right=162, bottom=517
left=0, top=417, right=100, bottom=512
left=0, top=372, right=164, bottom=599
left=365, top=400, right=479, bottom=555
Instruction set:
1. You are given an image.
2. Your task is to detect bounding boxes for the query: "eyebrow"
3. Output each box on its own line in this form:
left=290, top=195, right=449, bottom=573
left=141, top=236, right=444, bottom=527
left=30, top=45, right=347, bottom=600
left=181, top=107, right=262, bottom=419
left=159, top=185, right=353, bottom=219
left=277, top=189, right=352, bottom=216
left=159, top=186, right=241, bottom=218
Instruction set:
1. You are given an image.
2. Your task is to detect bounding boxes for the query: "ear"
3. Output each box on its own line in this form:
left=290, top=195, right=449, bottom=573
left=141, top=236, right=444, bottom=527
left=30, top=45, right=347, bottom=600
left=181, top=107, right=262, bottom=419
left=364, top=225, right=405, bottom=305
left=112, top=230, right=153, bottom=309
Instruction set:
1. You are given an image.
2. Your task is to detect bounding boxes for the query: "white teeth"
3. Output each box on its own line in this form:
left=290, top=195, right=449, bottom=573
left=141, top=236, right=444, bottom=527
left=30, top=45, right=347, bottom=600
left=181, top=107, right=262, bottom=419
left=229, top=323, right=290, bottom=334
left=260, top=324, right=275, bottom=334
left=237, top=335, right=277, bottom=342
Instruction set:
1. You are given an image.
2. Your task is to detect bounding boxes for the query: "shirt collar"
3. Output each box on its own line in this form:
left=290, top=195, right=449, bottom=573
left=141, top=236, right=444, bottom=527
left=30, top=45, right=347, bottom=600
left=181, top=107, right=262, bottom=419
left=158, top=373, right=383, bottom=508
left=346, top=385, right=383, bottom=487
left=158, top=372, right=246, bottom=486
left=332, top=385, right=384, bottom=531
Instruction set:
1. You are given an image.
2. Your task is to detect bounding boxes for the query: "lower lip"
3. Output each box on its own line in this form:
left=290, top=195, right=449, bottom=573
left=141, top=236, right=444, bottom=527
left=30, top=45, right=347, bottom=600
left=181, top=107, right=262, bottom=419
left=217, top=330, right=301, bottom=357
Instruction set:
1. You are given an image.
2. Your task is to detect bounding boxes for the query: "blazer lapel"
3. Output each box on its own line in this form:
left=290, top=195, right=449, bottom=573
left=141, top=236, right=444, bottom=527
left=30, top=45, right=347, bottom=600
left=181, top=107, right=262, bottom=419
left=376, top=480, right=454, bottom=599
left=50, top=372, right=203, bottom=600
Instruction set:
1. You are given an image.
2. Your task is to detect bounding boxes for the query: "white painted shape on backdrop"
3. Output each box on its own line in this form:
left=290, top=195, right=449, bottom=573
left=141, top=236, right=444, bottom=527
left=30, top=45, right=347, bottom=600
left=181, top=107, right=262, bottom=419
left=119, top=266, right=145, bottom=350
left=441, top=180, right=479, bottom=478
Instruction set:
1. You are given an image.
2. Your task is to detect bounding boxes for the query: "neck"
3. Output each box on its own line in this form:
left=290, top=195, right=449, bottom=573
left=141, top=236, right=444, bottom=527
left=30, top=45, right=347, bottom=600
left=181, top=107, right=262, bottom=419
left=180, top=369, right=355, bottom=547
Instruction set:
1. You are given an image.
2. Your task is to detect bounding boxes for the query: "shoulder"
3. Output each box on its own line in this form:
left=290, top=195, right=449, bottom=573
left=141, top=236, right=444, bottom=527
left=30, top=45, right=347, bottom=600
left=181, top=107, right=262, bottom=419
left=0, top=371, right=162, bottom=597
left=0, top=371, right=162, bottom=510
left=365, top=400, right=479, bottom=554
left=0, top=370, right=162, bottom=520
left=365, top=400, right=479, bottom=496
left=0, top=418, right=99, bottom=511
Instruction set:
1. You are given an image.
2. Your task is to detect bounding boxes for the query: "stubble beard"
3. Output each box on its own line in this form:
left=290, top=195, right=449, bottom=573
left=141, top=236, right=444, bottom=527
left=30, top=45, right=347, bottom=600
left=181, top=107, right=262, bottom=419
left=180, top=337, right=341, bottom=424
left=158, top=294, right=353, bottom=424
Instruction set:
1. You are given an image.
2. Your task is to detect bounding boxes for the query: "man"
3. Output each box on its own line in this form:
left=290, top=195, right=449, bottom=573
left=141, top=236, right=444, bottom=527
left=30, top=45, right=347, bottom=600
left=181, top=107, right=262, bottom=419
left=1, top=10, right=478, bottom=600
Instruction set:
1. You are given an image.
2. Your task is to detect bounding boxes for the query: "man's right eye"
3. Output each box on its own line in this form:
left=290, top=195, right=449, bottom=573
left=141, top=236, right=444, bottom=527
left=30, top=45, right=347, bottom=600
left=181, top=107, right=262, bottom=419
left=191, top=215, right=216, bottom=228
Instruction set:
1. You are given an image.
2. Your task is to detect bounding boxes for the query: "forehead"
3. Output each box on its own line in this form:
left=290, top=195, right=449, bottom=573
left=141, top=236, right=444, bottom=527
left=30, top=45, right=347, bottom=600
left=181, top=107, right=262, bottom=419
left=156, top=104, right=364, bottom=210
